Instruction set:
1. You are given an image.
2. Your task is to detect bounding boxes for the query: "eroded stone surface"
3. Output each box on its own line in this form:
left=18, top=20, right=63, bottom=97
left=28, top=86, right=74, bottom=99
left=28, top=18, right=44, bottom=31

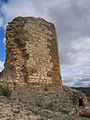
left=0, top=17, right=62, bottom=86
left=0, top=85, right=89, bottom=120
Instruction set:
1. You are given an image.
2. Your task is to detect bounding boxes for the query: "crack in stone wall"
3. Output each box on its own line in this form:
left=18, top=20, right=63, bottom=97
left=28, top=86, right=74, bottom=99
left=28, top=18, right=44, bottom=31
left=0, top=17, right=62, bottom=87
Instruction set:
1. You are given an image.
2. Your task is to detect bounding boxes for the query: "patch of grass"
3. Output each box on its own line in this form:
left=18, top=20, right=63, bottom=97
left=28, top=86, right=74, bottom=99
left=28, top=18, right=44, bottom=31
left=37, top=102, right=42, bottom=107
left=0, top=84, right=12, bottom=97
left=46, top=103, right=54, bottom=111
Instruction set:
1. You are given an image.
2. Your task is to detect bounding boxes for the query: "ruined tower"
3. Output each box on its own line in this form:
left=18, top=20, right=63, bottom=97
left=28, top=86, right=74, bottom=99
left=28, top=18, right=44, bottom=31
left=0, top=17, right=62, bottom=86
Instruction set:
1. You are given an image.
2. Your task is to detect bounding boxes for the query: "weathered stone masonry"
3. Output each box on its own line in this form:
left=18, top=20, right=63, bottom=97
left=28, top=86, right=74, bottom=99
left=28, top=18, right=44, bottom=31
left=0, top=17, right=62, bottom=86
left=0, top=17, right=88, bottom=117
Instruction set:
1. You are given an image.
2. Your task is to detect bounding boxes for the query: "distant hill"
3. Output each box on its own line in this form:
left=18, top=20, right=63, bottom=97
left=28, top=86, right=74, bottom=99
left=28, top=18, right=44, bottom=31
left=71, top=87, right=90, bottom=97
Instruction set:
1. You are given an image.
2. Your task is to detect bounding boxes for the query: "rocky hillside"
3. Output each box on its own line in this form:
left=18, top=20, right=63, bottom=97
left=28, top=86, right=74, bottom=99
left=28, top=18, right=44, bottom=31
left=0, top=84, right=90, bottom=120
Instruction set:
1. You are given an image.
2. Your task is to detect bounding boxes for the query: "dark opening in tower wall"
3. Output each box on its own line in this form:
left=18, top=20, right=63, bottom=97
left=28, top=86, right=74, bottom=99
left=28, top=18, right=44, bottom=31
left=78, top=98, right=84, bottom=107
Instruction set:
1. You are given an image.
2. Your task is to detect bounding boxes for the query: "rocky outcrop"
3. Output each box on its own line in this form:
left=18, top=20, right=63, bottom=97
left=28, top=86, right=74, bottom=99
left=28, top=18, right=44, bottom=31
left=11, top=85, right=88, bottom=114
left=0, top=17, right=62, bottom=87
left=0, top=85, right=89, bottom=120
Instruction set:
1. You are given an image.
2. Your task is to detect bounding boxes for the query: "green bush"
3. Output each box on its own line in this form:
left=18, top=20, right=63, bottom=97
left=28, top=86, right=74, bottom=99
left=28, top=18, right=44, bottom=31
left=0, top=84, right=12, bottom=97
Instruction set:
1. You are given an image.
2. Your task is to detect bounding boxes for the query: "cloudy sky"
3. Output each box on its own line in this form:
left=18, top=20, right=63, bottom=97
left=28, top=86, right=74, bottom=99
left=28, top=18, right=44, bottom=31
left=0, top=0, right=90, bottom=87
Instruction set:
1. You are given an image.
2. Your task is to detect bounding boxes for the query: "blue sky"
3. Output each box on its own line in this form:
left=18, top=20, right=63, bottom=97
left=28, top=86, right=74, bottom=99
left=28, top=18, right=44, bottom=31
left=0, top=0, right=7, bottom=62
left=0, top=27, right=6, bottom=61
left=0, top=0, right=90, bottom=87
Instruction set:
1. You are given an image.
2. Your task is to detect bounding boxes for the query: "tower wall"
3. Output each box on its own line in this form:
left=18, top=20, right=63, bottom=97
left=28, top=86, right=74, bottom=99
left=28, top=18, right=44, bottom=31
left=1, top=17, right=62, bottom=86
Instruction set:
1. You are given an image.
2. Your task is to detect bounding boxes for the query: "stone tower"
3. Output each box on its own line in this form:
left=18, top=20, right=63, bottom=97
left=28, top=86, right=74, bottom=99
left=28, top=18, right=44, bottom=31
left=0, top=17, right=62, bottom=87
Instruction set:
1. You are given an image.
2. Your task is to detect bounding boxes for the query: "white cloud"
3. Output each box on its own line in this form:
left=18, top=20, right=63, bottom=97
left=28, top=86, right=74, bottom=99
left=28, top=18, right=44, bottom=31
left=0, top=61, right=4, bottom=72
left=1, top=0, right=52, bottom=25
left=3, top=37, right=6, bottom=44
left=70, top=37, right=90, bottom=66
left=71, top=38, right=90, bottom=51
left=61, top=37, right=90, bottom=87
left=0, top=17, right=4, bottom=27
